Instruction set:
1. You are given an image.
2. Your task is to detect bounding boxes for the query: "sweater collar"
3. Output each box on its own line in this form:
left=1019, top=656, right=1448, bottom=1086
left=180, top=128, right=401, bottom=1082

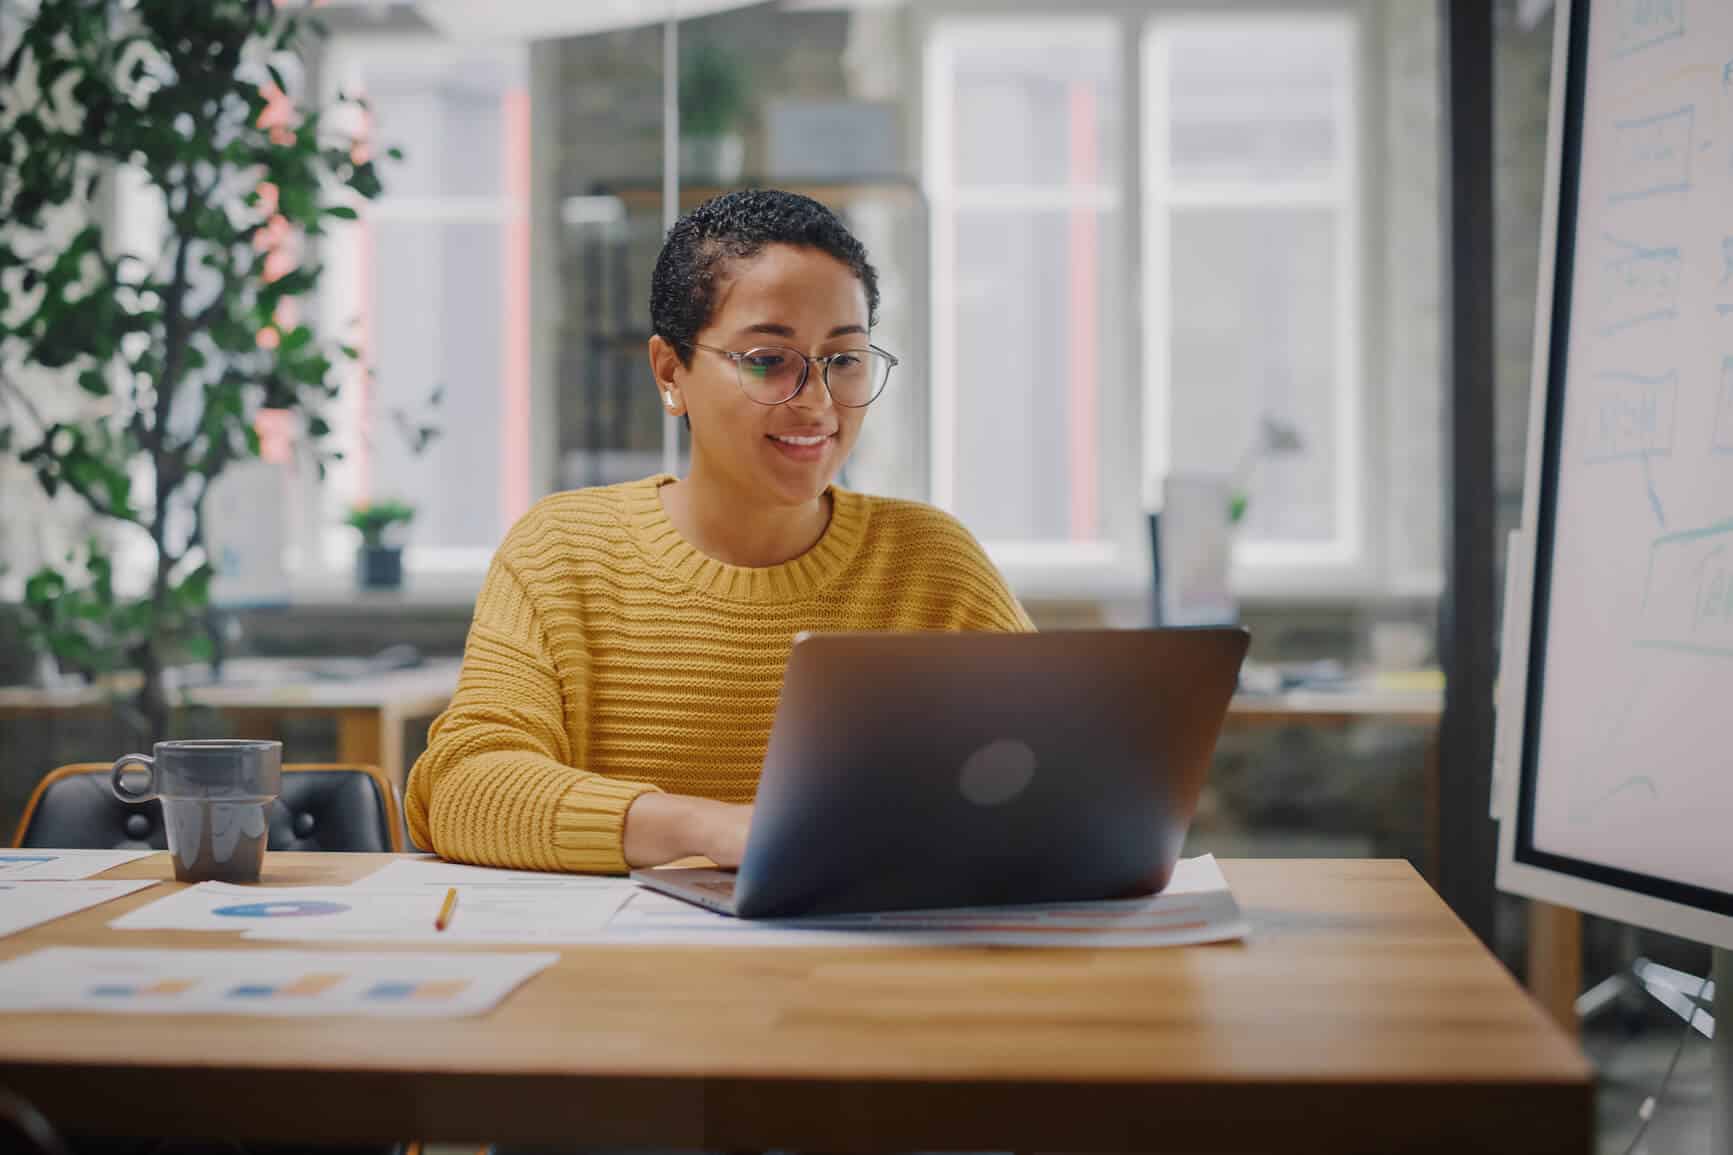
left=622, top=474, right=869, bottom=603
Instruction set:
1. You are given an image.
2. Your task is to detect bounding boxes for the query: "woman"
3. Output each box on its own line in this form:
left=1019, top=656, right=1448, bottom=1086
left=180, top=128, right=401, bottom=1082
left=406, top=189, right=1032, bottom=874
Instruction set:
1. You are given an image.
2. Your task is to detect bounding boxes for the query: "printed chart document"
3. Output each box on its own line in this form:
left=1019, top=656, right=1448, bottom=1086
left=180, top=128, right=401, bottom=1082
left=110, top=882, right=631, bottom=943
left=0, top=881, right=157, bottom=939
left=0, top=849, right=155, bottom=880
left=0, top=947, right=556, bottom=1018
left=351, top=857, right=636, bottom=892
left=609, top=855, right=1250, bottom=948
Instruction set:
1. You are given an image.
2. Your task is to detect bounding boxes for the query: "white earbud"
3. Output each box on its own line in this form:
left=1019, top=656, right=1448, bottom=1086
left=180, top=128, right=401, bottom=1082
left=663, top=390, right=675, bottom=409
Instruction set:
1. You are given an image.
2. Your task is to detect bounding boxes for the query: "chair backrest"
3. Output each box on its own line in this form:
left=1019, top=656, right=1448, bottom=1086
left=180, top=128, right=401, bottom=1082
left=0, top=1088, right=68, bottom=1155
left=13, top=763, right=404, bottom=853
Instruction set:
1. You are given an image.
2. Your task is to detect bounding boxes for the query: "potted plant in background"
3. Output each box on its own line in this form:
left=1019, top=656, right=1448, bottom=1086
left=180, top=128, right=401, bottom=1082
left=680, top=38, right=747, bottom=184
left=0, top=0, right=395, bottom=742
left=344, top=500, right=415, bottom=590
left=338, top=384, right=439, bottom=591
left=1226, top=416, right=1306, bottom=529
left=1148, top=415, right=1305, bottom=627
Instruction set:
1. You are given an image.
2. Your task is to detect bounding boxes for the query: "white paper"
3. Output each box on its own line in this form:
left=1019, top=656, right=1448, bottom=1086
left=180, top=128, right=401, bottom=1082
left=0, top=881, right=158, bottom=939
left=0, top=849, right=155, bottom=881
left=111, top=882, right=632, bottom=943
left=0, top=947, right=556, bottom=1018
left=350, top=857, right=634, bottom=892
left=607, top=855, right=1250, bottom=948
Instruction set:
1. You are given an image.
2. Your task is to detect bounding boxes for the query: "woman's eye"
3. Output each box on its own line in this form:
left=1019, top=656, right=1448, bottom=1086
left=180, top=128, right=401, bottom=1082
left=745, top=353, right=787, bottom=371
left=830, top=353, right=863, bottom=370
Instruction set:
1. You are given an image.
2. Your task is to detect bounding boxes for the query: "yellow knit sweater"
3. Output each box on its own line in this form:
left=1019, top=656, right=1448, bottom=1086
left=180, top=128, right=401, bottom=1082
left=406, top=473, right=1033, bottom=874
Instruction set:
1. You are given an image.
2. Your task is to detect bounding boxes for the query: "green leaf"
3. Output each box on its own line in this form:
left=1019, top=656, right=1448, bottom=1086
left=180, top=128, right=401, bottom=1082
left=325, top=204, right=358, bottom=221
left=175, top=564, right=214, bottom=609
left=24, top=570, right=66, bottom=607
left=76, top=368, right=109, bottom=396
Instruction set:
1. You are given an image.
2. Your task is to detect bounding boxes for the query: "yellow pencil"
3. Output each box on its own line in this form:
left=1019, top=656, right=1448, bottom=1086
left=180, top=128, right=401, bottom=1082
left=434, top=887, right=458, bottom=932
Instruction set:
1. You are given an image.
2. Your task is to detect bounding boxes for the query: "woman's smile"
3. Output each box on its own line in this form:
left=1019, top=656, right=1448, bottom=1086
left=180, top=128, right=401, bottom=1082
left=766, top=427, right=837, bottom=463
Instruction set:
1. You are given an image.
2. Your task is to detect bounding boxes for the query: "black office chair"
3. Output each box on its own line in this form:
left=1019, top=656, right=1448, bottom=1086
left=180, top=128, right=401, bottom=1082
left=0, top=1089, right=71, bottom=1155
left=13, top=763, right=404, bottom=853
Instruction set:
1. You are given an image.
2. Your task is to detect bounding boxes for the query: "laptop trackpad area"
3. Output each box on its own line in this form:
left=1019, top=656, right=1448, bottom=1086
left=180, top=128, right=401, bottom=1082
left=630, top=867, right=740, bottom=914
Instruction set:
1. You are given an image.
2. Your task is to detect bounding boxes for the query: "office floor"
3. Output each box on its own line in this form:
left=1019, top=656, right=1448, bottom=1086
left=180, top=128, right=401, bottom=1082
left=1585, top=1001, right=1715, bottom=1155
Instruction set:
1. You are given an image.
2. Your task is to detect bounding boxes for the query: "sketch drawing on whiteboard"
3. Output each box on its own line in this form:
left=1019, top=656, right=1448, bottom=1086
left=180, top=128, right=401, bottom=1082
left=1611, top=0, right=1686, bottom=59
left=1597, top=234, right=1682, bottom=334
left=1636, top=519, right=1733, bottom=657
left=1608, top=106, right=1694, bottom=201
left=1583, top=370, right=1679, bottom=462
left=1714, top=356, right=1733, bottom=452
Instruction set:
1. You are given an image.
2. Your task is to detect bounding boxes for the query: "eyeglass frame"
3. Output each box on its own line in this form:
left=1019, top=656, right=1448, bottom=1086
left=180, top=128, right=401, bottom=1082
left=688, top=341, right=900, bottom=408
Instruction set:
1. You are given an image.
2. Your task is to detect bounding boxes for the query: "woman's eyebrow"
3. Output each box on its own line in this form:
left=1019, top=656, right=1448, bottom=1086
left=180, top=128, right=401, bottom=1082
left=736, top=322, right=868, bottom=339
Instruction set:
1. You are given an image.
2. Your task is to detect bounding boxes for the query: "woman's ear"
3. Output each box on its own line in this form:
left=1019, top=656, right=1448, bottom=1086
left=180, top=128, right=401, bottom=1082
left=647, top=335, right=685, bottom=415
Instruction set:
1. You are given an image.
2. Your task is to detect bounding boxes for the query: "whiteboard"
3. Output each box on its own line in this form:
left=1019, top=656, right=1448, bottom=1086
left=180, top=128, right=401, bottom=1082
left=1495, top=0, right=1733, bottom=950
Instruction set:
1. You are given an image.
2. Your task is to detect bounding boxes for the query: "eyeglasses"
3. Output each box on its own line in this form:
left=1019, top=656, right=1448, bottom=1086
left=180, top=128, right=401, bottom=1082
left=690, top=342, right=899, bottom=408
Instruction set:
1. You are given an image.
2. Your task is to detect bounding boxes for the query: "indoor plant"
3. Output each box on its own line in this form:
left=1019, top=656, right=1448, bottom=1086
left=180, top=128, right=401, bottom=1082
left=344, top=499, right=415, bottom=590
left=679, top=37, right=747, bottom=183
left=0, top=0, right=393, bottom=740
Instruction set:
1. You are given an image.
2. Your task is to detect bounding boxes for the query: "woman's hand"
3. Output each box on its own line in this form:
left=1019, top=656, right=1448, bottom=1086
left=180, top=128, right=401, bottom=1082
left=691, top=798, right=753, bottom=868
left=623, top=792, right=754, bottom=869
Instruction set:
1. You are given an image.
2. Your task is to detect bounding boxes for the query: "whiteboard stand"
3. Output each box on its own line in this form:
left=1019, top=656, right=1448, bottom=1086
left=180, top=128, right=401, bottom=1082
left=1716, top=948, right=1731, bottom=1155
left=1576, top=938, right=1711, bottom=1035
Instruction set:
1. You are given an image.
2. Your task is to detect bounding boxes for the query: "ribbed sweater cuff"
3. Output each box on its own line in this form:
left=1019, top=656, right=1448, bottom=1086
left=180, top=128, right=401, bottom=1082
left=552, top=775, right=662, bottom=875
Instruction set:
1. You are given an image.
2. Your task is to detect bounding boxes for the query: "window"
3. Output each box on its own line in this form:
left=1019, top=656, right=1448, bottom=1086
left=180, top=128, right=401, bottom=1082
left=315, top=38, right=531, bottom=577
left=926, top=10, right=1377, bottom=596
left=1143, top=15, right=1365, bottom=584
left=925, top=20, right=1135, bottom=586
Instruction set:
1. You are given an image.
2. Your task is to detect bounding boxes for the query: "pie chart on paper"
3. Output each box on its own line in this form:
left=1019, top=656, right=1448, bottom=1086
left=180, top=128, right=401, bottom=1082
left=212, top=901, right=352, bottom=919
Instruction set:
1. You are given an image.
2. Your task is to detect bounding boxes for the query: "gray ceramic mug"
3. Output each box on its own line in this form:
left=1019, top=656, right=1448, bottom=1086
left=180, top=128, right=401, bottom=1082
left=111, top=740, right=282, bottom=883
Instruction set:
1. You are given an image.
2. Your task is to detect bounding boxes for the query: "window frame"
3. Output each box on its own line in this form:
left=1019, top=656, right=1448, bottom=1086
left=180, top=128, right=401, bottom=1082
left=923, top=14, right=1144, bottom=596
left=1141, top=10, right=1370, bottom=594
left=306, top=34, right=535, bottom=584
left=922, top=5, right=1394, bottom=601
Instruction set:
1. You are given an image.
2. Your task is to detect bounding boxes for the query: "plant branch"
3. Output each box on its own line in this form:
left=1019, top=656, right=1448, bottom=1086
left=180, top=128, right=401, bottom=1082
left=0, top=372, right=49, bottom=435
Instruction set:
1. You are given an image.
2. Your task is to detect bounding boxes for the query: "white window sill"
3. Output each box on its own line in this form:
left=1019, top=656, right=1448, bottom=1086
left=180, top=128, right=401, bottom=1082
left=250, top=570, right=486, bottom=611
left=240, top=562, right=1442, bottom=616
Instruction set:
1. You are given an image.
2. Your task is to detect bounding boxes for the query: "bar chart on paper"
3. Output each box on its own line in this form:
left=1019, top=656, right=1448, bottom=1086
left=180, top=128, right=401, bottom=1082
left=0, top=948, right=556, bottom=1018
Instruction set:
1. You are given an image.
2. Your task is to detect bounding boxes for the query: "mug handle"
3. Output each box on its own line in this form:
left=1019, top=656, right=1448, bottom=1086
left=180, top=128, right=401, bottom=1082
left=111, top=754, right=159, bottom=804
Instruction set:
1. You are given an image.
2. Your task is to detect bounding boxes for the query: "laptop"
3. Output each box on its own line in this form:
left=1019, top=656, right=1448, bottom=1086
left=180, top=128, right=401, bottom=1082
left=631, top=627, right=1249, bottom=919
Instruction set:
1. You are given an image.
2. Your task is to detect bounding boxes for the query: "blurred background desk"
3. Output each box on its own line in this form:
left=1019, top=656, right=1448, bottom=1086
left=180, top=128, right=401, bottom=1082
left=1216, top=676, right=1446, bottom=878
left=0, top=658, right=461, bottom=790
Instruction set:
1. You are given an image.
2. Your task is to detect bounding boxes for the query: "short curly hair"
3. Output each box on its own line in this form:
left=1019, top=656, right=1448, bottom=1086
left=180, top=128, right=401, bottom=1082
left=650, top=188, right=880, bottom=365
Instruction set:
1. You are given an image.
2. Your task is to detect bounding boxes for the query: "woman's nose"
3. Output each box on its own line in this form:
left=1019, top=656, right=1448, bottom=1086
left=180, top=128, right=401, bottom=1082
left=787, top=368, right=838, bottom=412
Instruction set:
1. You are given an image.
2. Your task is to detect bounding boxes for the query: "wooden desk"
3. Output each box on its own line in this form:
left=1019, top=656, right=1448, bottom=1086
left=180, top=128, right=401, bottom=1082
left=0, top=659, right=460, bottom=789
left=0, top=853, right=1592, bottom=1154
